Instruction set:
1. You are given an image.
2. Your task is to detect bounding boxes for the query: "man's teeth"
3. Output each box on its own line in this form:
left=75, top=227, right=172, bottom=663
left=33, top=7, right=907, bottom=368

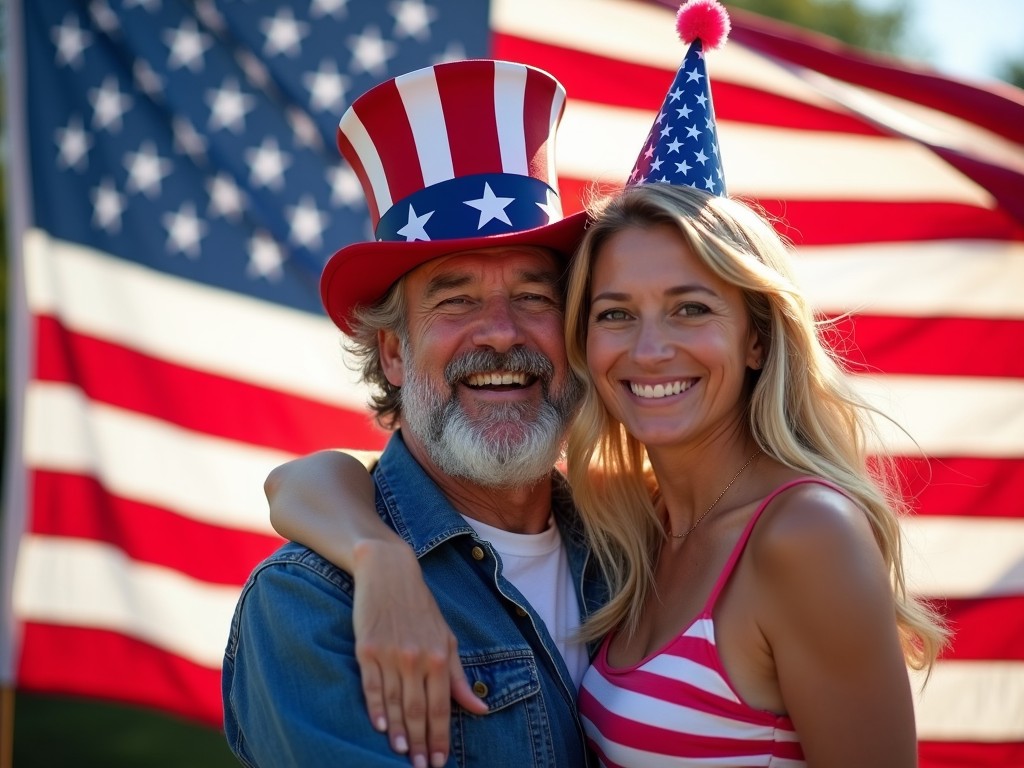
left=466, top=372, right=529, bottom=387
left=630, top=380, right=692, bottom=399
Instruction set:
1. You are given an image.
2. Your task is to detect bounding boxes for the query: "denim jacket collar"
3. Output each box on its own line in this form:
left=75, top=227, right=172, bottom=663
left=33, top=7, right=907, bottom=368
left=374, top=431, right=567, bottom=552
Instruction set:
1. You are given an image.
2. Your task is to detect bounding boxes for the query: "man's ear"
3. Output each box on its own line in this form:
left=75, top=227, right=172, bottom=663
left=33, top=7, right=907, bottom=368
left=379, top=329, right=406, bottom=386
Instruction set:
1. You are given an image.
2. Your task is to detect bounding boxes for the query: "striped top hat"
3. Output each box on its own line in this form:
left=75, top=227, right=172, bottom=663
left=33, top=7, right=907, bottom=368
left=321, top=59, right=587, bottom=334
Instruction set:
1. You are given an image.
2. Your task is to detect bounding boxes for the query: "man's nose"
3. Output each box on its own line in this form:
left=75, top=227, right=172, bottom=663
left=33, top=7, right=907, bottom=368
left=470, top=297, right=526, bottom=352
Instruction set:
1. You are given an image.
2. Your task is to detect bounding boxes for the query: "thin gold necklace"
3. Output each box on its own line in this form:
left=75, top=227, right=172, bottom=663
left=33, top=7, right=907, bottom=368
left=669, top=448, right=762, bottom=539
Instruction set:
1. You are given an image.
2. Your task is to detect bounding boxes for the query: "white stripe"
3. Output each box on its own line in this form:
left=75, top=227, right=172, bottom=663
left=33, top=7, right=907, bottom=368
left=913, top=661, right=1024, bottom=740
left=719, top=122, right=996, bottom=204
left=852, top=374, right=1024, bottom=457
left=547, top=76, right=567, bottom=187
left=338, top=108, right=393, bottom=217
left=23, top=230, right=371, bottom=410
left=395, top=66, right=453, bottom=187
left=12, top=535, right=238, bottom=669
left=795, top=240, right=1024, bottom=319
left=24, top=381, right=284, bottom=535
left=557, top=100, right=996, bottom=205
left=493, top=61, right=529, bottom=175
left=903, top=517, right=1024, bottom=599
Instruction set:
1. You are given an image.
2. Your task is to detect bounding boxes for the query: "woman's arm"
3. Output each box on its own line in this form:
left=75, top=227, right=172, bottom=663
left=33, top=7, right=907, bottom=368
left=266, top=450, right=487, bottom=768
left=758, top=487, right=917, bottom=767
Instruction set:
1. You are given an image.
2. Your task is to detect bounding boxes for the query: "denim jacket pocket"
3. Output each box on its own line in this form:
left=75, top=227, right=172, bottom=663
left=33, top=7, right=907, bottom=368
left=452, top=649, right=581, bottom=767
left=462, top=649, right=541, bottom=712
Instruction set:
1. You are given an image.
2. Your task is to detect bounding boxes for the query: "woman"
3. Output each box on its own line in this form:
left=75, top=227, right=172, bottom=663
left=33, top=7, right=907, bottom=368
left=268, top=184, right=946, bottom=766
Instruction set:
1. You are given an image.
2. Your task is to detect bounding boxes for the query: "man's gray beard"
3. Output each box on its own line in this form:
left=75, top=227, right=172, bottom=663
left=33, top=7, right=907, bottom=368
left=399, top=345, right=583, bottom=489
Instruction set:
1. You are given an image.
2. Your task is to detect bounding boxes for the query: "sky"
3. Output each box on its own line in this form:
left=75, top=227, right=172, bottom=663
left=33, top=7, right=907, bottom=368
left=859, top=0, right=1024, bottom=83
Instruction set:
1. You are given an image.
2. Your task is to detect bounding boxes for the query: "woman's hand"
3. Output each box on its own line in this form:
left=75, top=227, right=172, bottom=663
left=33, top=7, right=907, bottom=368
left=352, top=539, right=488, bottom=768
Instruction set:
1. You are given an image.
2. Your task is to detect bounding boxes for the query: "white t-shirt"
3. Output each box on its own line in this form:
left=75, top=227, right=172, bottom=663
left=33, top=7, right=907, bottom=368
left=461, top=515, right=589, bottom=689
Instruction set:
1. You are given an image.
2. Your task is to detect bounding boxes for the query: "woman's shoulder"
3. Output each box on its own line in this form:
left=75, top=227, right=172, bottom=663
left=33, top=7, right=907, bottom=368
left=746, top=477, right=880, bottom=582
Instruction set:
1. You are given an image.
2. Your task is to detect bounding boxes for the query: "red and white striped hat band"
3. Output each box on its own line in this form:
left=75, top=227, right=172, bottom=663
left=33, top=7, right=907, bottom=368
left=336, top=60, right=569, bottom=244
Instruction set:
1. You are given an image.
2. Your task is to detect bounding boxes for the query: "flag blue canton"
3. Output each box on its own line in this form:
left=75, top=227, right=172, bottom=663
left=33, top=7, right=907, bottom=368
left=628, top=39, right=726, bottom=195
left=28, top=0, right=490, bottom=315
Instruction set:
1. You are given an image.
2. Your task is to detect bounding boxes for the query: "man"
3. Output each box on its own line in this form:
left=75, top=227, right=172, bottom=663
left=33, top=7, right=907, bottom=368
left=222, top=59, right=603, bottom=768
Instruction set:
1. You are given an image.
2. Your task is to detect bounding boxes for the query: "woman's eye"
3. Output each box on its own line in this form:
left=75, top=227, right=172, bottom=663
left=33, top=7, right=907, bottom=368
left=595, top=308, right=631, bottom=322
left=676, top=303, right=709, bottom=317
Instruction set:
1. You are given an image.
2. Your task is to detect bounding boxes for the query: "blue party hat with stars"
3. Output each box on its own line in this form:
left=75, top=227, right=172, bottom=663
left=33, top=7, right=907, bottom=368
left=628, top=0, right=730, bottom=195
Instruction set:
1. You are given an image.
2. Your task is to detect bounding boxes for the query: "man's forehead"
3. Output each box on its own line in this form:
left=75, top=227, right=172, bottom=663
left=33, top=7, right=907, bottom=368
left=411, top=245, right=562, bottom=285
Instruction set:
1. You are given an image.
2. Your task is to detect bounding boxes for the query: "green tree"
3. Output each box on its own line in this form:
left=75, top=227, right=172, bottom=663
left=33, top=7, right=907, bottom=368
left=727, top=0, right=912, bottom=54
left=996, top=55, right=1024, bottom=89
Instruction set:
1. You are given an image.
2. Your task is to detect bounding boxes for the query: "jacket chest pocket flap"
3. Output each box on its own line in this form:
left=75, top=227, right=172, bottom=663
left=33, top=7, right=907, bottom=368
left=461, top=650, right=542, bottom=712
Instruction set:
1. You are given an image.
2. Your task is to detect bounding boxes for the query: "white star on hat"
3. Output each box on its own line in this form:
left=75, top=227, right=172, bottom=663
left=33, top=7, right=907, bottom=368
left=464, top=182, right=514, bottom=229
left=396, top=205, right=433, bottom=241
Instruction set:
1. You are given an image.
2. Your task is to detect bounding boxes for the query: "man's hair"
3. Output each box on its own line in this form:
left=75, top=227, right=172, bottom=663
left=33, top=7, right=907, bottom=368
left=344, top=279, right=407, bottom=429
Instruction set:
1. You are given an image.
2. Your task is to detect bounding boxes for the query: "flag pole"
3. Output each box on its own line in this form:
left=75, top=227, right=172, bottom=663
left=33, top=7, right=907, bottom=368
left=0, top=685, right=14, bottom=768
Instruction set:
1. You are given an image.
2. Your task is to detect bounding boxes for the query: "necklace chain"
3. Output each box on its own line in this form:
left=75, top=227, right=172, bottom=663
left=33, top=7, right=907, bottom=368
left=670, top=449, right=762, bottom=539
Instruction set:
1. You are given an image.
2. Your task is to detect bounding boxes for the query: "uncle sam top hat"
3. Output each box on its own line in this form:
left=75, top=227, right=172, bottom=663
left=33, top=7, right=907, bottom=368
left=321, top=59, right=587, bottom=334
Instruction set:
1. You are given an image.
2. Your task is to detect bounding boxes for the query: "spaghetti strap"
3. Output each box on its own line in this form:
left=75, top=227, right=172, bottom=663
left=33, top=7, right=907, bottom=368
left=703, top=477, right=844, bottom=610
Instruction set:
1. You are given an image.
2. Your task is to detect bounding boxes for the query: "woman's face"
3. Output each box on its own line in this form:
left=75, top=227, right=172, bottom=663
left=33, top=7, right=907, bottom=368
left=585, top=223, right=762, bottom=451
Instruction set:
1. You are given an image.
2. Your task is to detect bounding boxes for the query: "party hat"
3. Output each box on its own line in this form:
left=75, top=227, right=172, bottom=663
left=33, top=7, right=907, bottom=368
left=628, top=0, right=731, bottom=195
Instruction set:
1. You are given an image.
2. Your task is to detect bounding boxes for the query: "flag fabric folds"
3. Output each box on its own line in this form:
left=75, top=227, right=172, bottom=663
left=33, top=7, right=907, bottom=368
left=3, top=0, right=1022, bottom=765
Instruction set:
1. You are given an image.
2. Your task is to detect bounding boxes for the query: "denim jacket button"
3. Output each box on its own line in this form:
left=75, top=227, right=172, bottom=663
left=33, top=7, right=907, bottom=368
left=471, top=546, right=485, bottom=561
left=472, top=680, right=489, bottom=698
left=515, top=606, right=528, bottom=617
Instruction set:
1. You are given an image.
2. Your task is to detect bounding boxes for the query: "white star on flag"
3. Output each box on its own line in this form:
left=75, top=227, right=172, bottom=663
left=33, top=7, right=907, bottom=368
left=464, top=183, right=514, bottom=228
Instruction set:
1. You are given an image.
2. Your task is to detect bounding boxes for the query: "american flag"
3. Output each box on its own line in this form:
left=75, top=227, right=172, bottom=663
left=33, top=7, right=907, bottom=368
left=3, top=0, right=1022, bottom=765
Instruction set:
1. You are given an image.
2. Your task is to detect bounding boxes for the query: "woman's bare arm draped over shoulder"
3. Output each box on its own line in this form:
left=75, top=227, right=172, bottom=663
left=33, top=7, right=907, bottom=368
left=265, top=450, right=487, bottom=768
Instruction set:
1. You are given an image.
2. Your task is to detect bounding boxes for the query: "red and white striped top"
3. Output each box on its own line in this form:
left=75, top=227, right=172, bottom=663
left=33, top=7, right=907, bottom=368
left=578, top=479, right=838, bottom=767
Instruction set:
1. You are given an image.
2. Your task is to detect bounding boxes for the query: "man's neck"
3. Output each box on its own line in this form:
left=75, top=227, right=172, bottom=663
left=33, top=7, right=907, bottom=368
left=400, top=430, right=554, bottom=535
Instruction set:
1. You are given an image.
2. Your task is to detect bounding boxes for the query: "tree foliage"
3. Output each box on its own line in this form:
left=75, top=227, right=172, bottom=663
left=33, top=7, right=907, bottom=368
left=727, top=0, right=913, bottom=55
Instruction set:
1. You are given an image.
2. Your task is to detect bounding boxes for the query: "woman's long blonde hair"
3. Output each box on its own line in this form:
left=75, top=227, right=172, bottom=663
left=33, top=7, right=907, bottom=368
left=564, top=183, right=947, bottom=668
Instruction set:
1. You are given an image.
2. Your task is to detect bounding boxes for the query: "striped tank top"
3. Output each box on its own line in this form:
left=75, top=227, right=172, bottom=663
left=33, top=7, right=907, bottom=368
left=578, top=478, right=835, bottom=767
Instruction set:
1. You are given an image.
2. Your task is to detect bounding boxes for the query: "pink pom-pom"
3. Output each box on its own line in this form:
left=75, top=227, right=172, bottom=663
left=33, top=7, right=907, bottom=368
left=676, top=0, right=731, bottom=50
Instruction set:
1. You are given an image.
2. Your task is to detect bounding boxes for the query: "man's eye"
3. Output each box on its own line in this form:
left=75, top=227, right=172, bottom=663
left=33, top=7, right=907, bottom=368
left=519, top=293, right=555, bottom=304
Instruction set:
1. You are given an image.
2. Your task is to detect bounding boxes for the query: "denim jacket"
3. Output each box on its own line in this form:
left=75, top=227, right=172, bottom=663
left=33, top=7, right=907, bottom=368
left=223, top=432, right=607, bottom=767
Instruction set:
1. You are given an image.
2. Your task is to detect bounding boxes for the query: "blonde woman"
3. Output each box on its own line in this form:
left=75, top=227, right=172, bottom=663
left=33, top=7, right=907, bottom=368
left=267, top=184, right=946, bottom=766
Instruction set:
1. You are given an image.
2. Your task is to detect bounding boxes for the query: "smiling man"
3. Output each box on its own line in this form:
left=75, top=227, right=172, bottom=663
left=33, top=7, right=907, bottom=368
left=222, top=59, right=602, bottom=768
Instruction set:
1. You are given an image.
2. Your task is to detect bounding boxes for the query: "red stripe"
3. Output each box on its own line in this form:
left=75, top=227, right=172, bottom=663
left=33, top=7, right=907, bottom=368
left=18, top=623, right=223, bottom=727
left=30, top=469, right=281, bottom=585
left=919, top=739, right=1024, bottom=768
left=556, top=177, right=1024, bottom=243
left=354, top=77, right=424, bottom=209
left=523, top=65, right=558, bottom=184
left=33, top=315, right=389, bottom=454
left=937, top=597, right=1024, bottom=661
left=824, top=315, right=1024, bottom=379
left=741, top=199, right=1024, bottom=245
left=437, top=59, right=501, bottom=177
left=496, top=33, right=883, bottom=136
left=893, top=457, right=1024, bottom=520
